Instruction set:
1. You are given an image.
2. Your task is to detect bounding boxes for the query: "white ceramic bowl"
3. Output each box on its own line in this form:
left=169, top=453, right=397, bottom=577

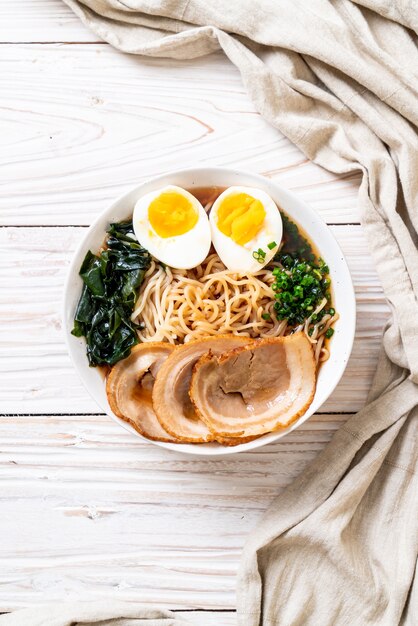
left=63, top=167, right=356, bottom=455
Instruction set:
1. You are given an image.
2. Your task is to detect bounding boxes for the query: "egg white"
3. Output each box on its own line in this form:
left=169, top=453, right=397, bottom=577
left=133, top=185, right=211, bottom=270
left=210, top=186, right=283, bottom=273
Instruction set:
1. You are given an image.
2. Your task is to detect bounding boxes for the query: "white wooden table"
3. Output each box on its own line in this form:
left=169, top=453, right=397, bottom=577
left=0, top=1, right=389, bottom=622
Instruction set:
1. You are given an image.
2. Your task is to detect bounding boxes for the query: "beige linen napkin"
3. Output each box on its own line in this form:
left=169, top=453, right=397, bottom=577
left=5, top=1, right=417, bottom=624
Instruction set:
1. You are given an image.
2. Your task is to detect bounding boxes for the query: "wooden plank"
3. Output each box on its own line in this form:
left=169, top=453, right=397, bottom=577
left=0, top=608, right=235, bottom=625
left=0, top=412, right=346, bottom=610
left=0, top=225, right=388, bottom=414
left=0, top=0, right=99, bottom=43
left=0, top=44, right=361, bottom=226
left=175, top=614, right=236, bottom=625
left=0, top=610, right=236, bottom=625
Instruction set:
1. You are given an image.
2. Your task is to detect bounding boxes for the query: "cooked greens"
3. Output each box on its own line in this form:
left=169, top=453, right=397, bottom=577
left=72, top=221, right=151, bottom=366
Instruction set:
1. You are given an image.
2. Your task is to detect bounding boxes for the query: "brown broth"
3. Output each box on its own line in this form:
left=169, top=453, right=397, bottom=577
left=98, top=363, right=111, bottom=379
left=188, top=186, right=226, bottom=209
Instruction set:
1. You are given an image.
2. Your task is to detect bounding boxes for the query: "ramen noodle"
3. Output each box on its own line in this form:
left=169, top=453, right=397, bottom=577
left=131, top=253, right=338, bottom=363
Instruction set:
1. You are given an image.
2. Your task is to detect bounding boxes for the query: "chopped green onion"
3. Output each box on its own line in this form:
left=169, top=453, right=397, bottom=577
left=301, top=274, right=315, bottom=287
left=319, top=258, right=330, bottom=273
left=269, top=214, right=337, bottom=328
left=267, top=241, right=277, bottom=250
left=252, top=248, right=266, bottom=263
left=294, top=285, right=304, bottom=299
left=325, top=328, right=334, bottom=339
left=262, top=312, right=271, bottom=320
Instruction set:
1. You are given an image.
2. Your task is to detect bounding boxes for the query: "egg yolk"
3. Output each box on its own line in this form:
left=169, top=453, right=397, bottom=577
left=148, top=192, right=198, bottom=238
left=216, top=193, right=266, bottom=246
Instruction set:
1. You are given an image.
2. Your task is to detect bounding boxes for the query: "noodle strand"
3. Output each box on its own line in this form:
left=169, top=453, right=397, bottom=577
left=131, top=253, right=337, bottom=362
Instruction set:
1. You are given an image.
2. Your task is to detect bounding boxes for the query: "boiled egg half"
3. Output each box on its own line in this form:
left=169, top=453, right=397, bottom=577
left=210, top=186, right=283, bottom=273
left=133, top=185, right=211, bottom=269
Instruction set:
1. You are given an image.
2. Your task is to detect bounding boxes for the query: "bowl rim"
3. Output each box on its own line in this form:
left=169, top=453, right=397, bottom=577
left=63, top=166, right=356, bottom=456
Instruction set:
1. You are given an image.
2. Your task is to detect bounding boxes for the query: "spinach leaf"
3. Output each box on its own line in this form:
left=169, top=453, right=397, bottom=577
left=72, top=220, right=151, bottom=366
left=79, top=250, right=105, bottom=296
left=121, top=268, right=145, bottom=302
left=107, top=221, right=138, bottom=241
left=73, top=284, right=94, bottom=324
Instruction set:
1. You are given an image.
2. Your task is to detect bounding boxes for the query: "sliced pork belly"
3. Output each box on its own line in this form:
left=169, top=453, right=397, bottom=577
left=190, top=333, right=316, bottom=438
left=106, top=342, right=179, bottom=442
left=152, top=335, right=252, bottom=443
